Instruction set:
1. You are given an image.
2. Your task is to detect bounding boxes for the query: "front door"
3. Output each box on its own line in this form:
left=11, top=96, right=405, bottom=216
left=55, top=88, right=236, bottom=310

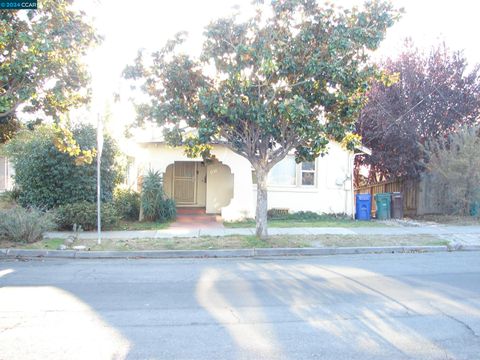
left=173, top=161, right=197, bottom=205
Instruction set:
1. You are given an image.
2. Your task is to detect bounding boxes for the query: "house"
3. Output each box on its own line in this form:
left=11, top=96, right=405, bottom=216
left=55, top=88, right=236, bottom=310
left=0, top=135, right=355, bottom=221
left=0, top=156, right=13, bottom=192
left=129, top=131, right=355, bottom=221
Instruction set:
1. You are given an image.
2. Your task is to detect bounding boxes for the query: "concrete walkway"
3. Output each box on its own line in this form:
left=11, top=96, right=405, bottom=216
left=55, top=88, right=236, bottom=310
left=44, top=224, right=480, bottom=245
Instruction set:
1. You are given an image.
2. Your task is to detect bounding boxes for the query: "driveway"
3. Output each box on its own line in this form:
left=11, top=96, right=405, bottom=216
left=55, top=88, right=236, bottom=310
left=1, top=252, right=480, bottom=359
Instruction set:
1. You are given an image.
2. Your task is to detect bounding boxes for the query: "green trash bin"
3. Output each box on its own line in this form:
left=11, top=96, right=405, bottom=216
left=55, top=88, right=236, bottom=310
left=470, top=201, right=480, bottom=217
left=375, top=193, right=391, bottom=220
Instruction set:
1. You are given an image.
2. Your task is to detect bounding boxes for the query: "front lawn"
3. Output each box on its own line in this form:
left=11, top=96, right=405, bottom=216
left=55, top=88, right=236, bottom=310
left=5, top=233, right=449, bottom=252
left=224, top=218, right=389, bottom=228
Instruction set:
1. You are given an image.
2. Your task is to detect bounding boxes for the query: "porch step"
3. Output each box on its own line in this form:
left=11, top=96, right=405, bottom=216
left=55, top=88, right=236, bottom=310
left=176, top=207, right=207, bottom=215
left=174, top=214, right=220, bottom=223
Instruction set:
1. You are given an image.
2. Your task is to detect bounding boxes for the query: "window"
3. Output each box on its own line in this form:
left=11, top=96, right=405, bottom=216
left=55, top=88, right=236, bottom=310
left=251, top=156, right=317, bottom=188
left=268, top=156, right=296, bottom=186
left=301, top=161, right=315, bottom=186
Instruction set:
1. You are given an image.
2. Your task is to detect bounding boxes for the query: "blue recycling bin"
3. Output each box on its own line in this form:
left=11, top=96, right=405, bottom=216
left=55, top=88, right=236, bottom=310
left=355, top=194, right=372, bottom=221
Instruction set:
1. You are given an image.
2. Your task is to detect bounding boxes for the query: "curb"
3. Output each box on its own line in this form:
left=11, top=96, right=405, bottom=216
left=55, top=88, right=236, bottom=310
left=1, top=245, right=477, bottom=260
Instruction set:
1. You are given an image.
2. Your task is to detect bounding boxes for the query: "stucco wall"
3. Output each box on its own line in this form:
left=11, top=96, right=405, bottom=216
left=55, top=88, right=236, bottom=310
left=196, top=163, right=207, bottom=207
left=163, top=164, right=173, bottom=198
left=206, top=161, right=233, bottom=214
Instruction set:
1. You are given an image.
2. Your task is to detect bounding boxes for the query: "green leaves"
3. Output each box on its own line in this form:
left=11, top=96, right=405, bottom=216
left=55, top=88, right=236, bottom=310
left=140, top=170, right=176, bottom=222
left=3, top=124, right=121, bottom=209
left=0, top=0, right=99, bottom=122
left=124, top=0, right=399, bottom=167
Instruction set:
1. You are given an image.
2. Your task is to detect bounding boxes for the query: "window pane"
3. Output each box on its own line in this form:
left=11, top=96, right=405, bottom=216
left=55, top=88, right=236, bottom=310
left=302, top=172, right=315, bottom=186
left=268, top=157, right=296, bottom=185
left=302, top=161, right=315, bottom=171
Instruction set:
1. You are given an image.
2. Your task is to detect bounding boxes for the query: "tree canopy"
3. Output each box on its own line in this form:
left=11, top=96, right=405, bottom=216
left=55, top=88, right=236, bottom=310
left=0, top=0, right=99, bottom=128
left=356, top=41, right=480, bottom=184
left=124, top=0, right=400, bottom=237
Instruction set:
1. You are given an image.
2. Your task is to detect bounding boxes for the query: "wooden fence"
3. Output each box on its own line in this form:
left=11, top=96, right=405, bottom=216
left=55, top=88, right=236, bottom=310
left=355, top=179, right=419, bottom=216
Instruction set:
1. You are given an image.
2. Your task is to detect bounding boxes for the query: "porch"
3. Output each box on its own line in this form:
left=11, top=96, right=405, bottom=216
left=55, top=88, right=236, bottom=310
left=136, top=143, right=255, bottom=221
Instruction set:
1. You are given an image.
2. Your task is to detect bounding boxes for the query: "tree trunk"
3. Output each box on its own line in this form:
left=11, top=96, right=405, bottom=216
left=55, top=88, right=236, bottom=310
left=255, top=168, right=268, bottom=239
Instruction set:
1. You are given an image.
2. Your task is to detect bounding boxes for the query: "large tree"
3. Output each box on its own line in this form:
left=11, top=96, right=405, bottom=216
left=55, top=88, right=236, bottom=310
left=0, top=0, right=99, bottom=137
left=356, top=41, right=480, bottom=184
left=124, top=0, right=400, bottom=238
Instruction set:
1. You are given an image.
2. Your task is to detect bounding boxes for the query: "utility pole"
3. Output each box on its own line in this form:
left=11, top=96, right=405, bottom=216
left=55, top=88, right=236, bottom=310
left=97, top=114, right=104, bottom=245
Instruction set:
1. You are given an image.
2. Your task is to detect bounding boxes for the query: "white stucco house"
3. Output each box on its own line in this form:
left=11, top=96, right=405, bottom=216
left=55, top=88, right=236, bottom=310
left=127, top=129, right=355, bottom=221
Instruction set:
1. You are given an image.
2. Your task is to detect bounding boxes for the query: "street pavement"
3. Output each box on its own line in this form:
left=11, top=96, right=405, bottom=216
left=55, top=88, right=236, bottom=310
left=1, top=252, right=480, bottom=359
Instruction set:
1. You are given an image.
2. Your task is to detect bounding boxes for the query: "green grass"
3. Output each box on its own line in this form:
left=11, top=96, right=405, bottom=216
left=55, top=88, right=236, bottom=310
left=19, top=238, right=64, bottom=250
left=224, top=218, right=389, bottom=228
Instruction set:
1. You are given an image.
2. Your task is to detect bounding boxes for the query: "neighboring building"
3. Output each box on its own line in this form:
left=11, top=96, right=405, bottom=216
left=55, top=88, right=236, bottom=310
left=0, top=156, right=13, bottom=192
left=129, top=136, right=355, bottom=221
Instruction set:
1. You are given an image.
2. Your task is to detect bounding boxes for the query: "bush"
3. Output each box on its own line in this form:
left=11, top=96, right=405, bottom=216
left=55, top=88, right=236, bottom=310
left=0, top=188, right=21, bottom=204
left=267, top=208, right=289, bottom=219
left=4, top=124, right=123, bottom=209
left=0, top=206, right=56, bottom=243
left=55, top=201, right=120, bottom=231
left=159, top=198, right=176, bottom=222
left=141, top=170, right=176, bottom=222
left=113, top=188, right=140, bottom=220
left=267, top=210, right=349, bottom=221
left=423, top=125, right=480, bottom=215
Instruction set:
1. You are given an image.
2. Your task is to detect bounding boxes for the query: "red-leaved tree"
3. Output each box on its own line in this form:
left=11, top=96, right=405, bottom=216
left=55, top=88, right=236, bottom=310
left=356, top=41, right=480, bottom=185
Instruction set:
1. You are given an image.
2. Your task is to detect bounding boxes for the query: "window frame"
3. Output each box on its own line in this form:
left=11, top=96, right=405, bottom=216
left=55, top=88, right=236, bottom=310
left=300, top=160, right=316, bottom=187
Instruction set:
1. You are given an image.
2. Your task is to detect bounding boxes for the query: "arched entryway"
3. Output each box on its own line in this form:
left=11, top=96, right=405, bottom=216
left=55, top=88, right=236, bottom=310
left=162, top=159, right=233, bottom=215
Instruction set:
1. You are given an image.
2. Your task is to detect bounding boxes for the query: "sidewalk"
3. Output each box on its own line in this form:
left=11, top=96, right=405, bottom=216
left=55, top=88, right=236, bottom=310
left=44, top=224, right=480, bottom=245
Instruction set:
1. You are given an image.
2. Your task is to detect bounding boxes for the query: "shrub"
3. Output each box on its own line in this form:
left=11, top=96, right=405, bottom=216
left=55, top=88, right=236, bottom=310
left=55, top=201, right=120, bottom=231
left=159, top=198, right=176, bottom=222
left=113, top=188, right=140, bottom=220
left=141, top=170, right=176, bottom=222
left=423, top=125, right=480, bottom=215
left=4, top=124, right=123, bottom=209
left=0, top=188, right=21, bottom=204
left=0, top=206, right=56, bottom=243
left=267, top=208, right=290, bottom=219
left=267, top=210, right=349, bottom=221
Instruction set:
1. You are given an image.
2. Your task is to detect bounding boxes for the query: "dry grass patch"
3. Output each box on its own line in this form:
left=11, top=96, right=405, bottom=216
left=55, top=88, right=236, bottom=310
left=6, top=233, right=450, bottom=252
left=305, top=234, right=449, bottom=247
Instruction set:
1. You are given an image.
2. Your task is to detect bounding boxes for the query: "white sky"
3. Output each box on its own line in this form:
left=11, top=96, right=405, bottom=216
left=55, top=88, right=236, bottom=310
left=74, top=0, right=480, bottom=141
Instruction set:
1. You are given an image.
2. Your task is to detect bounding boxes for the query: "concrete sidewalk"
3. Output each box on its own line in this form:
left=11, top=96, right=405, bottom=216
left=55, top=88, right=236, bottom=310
left=44, top=224, right=480, bottom=245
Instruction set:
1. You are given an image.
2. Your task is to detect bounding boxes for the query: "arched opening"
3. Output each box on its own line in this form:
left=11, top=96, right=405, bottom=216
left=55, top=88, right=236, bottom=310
left=162, top=161, right=207, bottom=208
left=159, top=158, right=234, bottom=216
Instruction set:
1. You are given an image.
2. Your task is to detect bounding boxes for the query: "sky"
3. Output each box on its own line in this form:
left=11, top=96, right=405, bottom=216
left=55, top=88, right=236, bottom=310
left=74, top=0, right=480, bottom=142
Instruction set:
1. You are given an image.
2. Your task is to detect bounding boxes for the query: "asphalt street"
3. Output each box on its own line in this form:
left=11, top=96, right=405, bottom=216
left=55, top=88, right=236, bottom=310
left=1, top=252, right=479, bottom=359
